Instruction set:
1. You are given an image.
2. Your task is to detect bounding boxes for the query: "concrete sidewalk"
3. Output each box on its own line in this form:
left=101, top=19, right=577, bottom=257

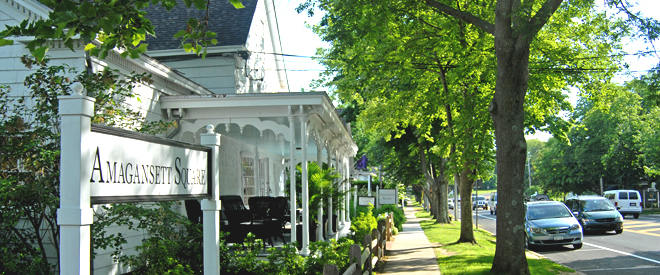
left=380, top=206, right=440, bottom=274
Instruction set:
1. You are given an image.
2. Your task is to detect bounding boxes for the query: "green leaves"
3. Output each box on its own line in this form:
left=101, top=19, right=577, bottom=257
left=32, top=46, right=49, bottom=62
left=229, top=0, right=245, bottom=9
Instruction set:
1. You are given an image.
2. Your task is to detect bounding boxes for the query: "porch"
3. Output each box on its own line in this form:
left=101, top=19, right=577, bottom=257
left=165, top=93, right=358, bottom=256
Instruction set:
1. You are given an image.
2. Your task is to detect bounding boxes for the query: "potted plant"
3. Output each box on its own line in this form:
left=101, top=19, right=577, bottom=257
left=286, top=162, right=347, bottom=241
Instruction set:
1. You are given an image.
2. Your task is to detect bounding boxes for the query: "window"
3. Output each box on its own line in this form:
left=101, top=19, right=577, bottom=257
left=619, top=192, right=628, bottom=200
left=242, top=155, right=255, bottom=206
left=629, top=192, right=639, bottom=200
left=259, top=158, right=269, bottom=195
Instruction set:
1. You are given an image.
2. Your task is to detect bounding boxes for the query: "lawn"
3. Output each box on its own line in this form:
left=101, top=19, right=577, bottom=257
left=471, top=188, right=497, bottom=195
left=415, top=209, right=575, bottom=275
left=642, top=208, right=660, bottom=215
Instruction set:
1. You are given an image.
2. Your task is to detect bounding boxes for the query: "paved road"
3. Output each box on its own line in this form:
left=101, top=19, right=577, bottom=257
left=455, top=205, right=660, bottom=274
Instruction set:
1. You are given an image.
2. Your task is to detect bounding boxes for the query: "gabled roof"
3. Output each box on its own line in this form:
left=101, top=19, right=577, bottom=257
left=143, top=0, right=258, bottom=51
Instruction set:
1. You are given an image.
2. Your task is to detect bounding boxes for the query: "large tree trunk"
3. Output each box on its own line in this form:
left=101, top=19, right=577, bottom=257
left=436, top=179, right=449, bottom=223
left=418, top=138, right=450, bottom=224
left=489, top=16, right=531, bottom=275
left=457, top=165, right=476, bottom=243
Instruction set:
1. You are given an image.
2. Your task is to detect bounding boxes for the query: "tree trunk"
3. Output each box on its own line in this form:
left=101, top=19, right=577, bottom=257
left=457, top=166, right=476, bottom=243
left=436, top=179, right=449, bottom=223
left=426, top=185, right=438, bottom=219
left=489, top=20, right=531, bottom=275
left=418, top=139, right=451, bottom=224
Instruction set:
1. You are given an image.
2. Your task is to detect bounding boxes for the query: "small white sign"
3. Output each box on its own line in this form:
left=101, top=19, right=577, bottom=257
left=358, top=196, right=376, bottom=206
left=379, top=189, right=397, bottom=205
left=88, top=125, right=210, bottom=204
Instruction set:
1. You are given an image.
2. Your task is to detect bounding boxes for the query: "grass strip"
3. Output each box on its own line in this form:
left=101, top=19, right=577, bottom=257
left=642, top=208, right=660, bottom=215
left=415, top=210, right=575, bottom=275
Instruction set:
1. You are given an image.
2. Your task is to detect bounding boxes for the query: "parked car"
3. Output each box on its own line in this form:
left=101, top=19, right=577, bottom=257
left=525, top=201, right=583, bottom=250
left=472, top=195, right=487, bottom=210
left=530, top=193, right=550, bottom=201
left=489, top=193, right=497, bottom=215
left=565, top=195, right=623, bottom=234
left=448, top=198, right=455, bottom=210
left=603, top=190, right=642, bottom=219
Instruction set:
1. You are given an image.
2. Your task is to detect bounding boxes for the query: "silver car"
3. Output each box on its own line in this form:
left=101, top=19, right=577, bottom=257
left=525, top=201, right=583, bottom=250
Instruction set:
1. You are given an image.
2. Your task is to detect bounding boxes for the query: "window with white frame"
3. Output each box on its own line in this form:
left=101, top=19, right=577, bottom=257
left=259, top=158, right=269, bottom=195
left=241, top=154, right=256, bottom=206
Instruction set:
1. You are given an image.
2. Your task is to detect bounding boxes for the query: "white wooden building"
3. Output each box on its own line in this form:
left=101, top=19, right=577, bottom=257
left=0, top=0, right=357, bottom=273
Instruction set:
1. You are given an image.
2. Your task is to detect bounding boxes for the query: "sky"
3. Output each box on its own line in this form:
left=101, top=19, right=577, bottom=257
left=272, top=0, right=328, bottom=93
left=272, top=0, right=660, bottom=141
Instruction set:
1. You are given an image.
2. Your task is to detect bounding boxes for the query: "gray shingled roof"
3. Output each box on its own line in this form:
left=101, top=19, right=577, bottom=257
left=144, top=0, right=258, bottom=51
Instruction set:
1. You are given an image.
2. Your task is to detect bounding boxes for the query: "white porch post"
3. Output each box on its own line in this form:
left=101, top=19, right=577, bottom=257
left=200, top=125, right=221, bottom=275
left=326, top=147, right=334, bottom=238
left=255, top=146, right=260, bottom=195
left=300, top=115, right=310, bottom=255
left=340, top=156, right=346, bottom=226
left=57, top=86, right=95, bottom=275
left=287, top=115, right=297, bottom=244
left=345, top=156, right=351, bottom=222
left=316, top=141, right=324, bottom=242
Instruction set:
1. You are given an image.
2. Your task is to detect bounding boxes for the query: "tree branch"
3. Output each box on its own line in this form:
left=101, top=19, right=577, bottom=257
left=524, top=0, right=564, bottom=43
left=424, top=0, right=495, bottom=35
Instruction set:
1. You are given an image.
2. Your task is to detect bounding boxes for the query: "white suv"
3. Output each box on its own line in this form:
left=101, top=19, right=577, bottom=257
left=603, top=190, right=642, bottom=218
left=473, top=195, right=487, bottom=210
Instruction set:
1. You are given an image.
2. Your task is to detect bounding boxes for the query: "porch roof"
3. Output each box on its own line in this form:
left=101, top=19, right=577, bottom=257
left=160, top=92, right=358, bottom=158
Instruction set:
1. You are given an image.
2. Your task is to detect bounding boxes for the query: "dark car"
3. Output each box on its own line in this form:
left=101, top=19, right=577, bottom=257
left=564, top=195, right=624, bottom=234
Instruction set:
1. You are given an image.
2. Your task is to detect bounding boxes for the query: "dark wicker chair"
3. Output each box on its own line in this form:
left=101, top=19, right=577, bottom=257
left=267, top=196, right=289, bottom=244
left=220, top=195, right=252, bottom=243
left=248, top=196, right=276, bottom=246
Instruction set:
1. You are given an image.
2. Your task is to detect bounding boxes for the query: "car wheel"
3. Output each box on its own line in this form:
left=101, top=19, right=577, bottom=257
left=573, top=243, right=583, bottom=249
left=633, top=213, right=639, bottom=219
left=615, top=229, right=623, bottom=234
left=525, top=234, right=535, bottom=251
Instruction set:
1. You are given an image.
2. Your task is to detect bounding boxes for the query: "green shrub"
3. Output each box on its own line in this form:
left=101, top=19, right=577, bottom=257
left=220, top=235, right=355, bottom=275
left=94, top=201, right=205, bottom=274
left=373, top=204, right=406, bottom=232
left=350, top=204, right=377, bottom=244
left=305, top=238, right=354, bottom=274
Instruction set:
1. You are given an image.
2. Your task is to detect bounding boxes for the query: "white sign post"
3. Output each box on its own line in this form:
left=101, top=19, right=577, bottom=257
left=200, top=125, right=221, bottom=275
left=57, top=85, right=216, bottom=274
left=57, top=85, right=95, bottom=274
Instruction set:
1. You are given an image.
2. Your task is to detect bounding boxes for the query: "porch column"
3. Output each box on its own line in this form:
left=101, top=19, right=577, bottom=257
left=57, top=86, right=95, bottom=275
left=316, top=140, right=324, bottom=242
left=345, top=155, right=351, bottom=223
left=327, top=146, right=334, bottom=238
left=340, top=156, right=346, bottom=226
left=300, top=115, right=310, bottom=256
left=200, top=125, right=221, bottom=275
left=288, top=116, right=297, bottom=244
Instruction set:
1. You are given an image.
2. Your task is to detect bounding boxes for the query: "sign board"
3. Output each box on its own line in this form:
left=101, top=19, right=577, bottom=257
left=358, top=196, right=376, bottom=206
left=378, top=189, right=397, bottom=205
left=88, top=124, right=211, bottom=204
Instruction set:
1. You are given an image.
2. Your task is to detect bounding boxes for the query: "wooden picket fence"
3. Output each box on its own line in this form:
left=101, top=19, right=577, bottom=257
left=323, top=212, right=394, bottom=275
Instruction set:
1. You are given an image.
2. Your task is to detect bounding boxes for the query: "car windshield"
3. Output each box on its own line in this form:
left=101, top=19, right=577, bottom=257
left=527, top=204, right=572, bottom=220
left=580, top=199, right=616, bottom=212
left=473, top=196, right=485, bottom=201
